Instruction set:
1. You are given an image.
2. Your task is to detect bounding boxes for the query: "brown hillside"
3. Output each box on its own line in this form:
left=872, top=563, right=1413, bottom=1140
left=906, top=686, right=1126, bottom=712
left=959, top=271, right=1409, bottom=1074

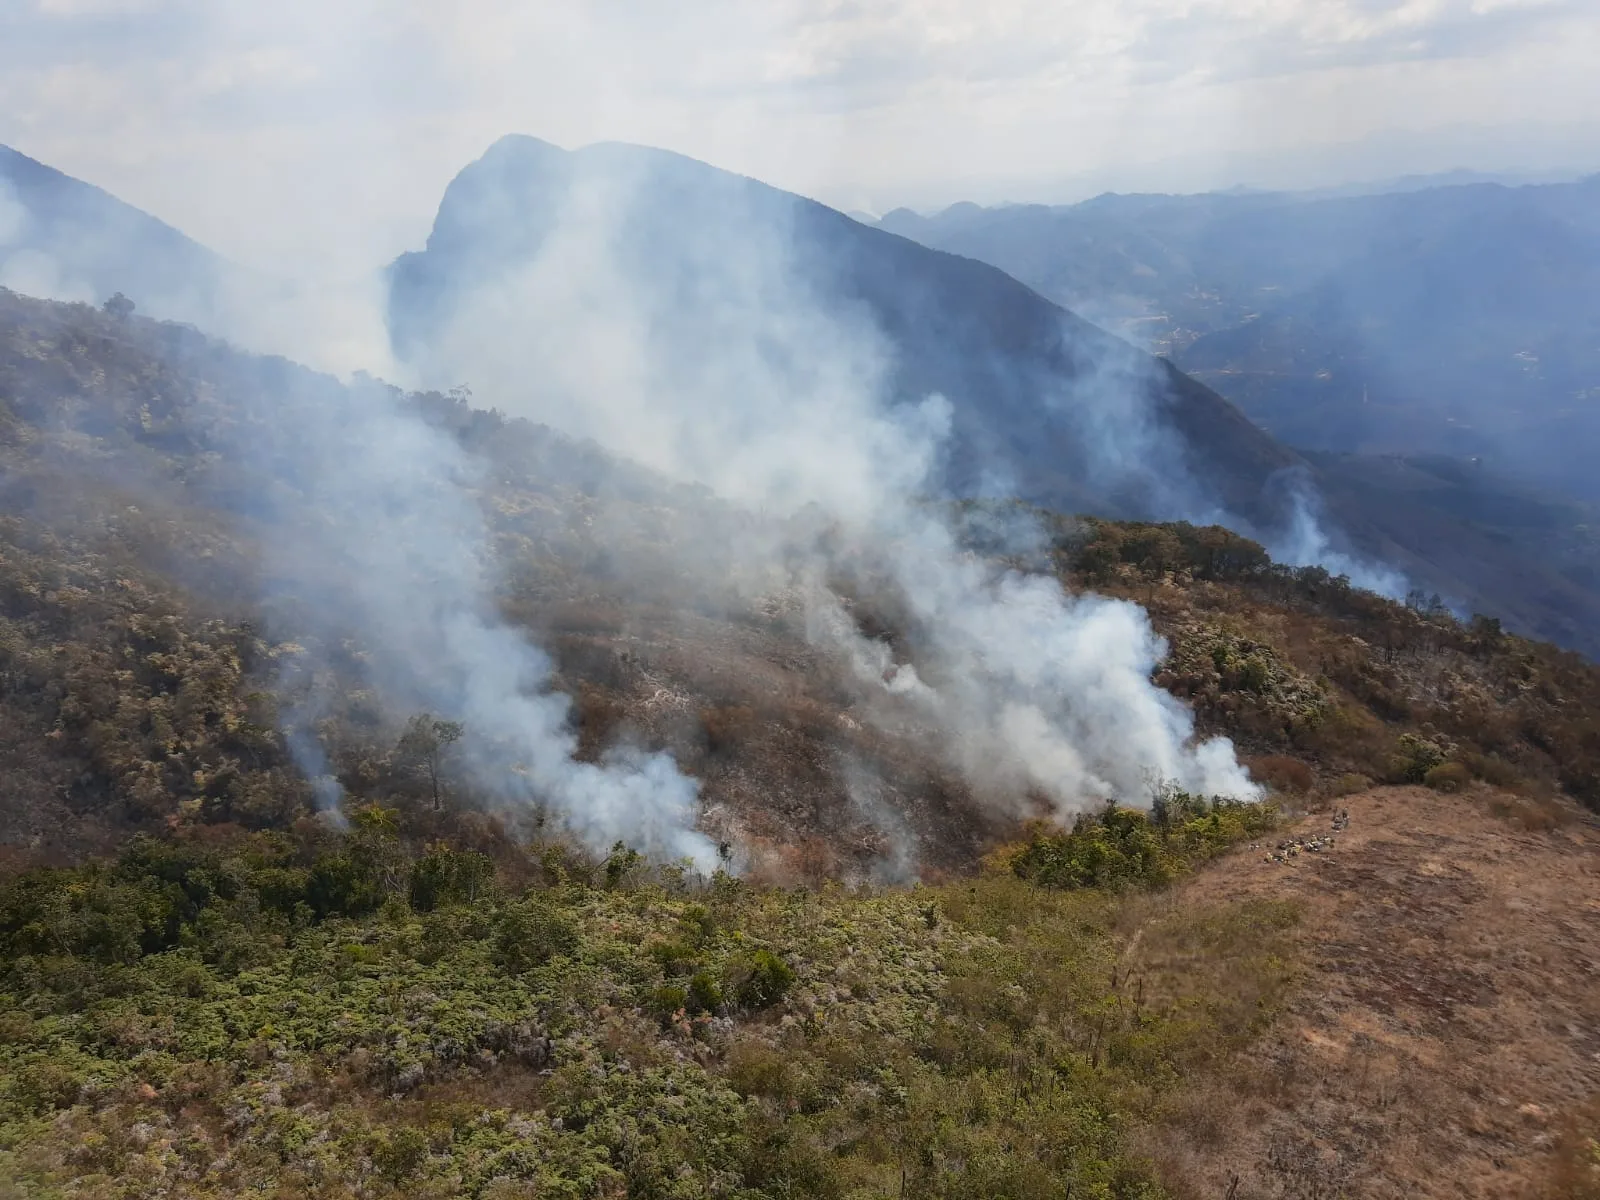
left=1141, top=785, right=1600, bottom=1199
left=4, top=288, right=1600, bottom=876
left=3, top=289, right=1600, bottom=1198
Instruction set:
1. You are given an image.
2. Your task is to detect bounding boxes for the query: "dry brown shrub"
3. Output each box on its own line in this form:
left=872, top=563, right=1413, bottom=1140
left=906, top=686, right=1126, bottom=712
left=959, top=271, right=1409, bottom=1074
left=723, top=1038, right=792, bottom=1099
left=1302, top=703, right=1392, bottom=777
left=1458, top=749, right=1528, bottom=791
left=744, top=835, right=839, bottom=887
left=1536, top=1096, right=1600, bottom=1199
left=573, top=684, right=628, bottom=760
left=1487, top=794, right=1575, bottom=833
left=1424, top=762, right=1472, bottom=793
left=700, top=704, right=759, bottom=755
left=1331, top=773, right=1371, bottom=797
left=1249, top=754, right=1313, bottom=795
left=406, top=1063, right=549, bottom=1114
left=763, top=694, right=840, bottom=740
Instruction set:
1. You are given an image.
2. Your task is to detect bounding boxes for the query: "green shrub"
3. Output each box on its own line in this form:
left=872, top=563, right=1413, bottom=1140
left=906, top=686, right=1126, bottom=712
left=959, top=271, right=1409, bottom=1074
left=603, top=842, right=644, bottom=889
left=678, top=902, right=716, bottom=946
left=1015, top=793, right=1275, bottom=891
left=687, top=968, right=724, bottom=1013
left=10, top=1061, right=83, bottom=1114
left=1388, top=732, right=1451, bottom=784
left=647, top=938, right=699, bottom=976
left=490, top=897, right=579, bottom=973
left=1424, top=761, right=1472, bottom=793
left=371, top=1125, right=430, bottom=1183
left=305, top=853, right=386, bottom=919
left=724, top=1040, right=792, bottom=1098
left=648, top=983, right=689, bottom=1021
left=0, top=869, right=184, bottom=963
left=408, top=844, right=494, bottom=911
left=728, top=949, right=794, bottom=1010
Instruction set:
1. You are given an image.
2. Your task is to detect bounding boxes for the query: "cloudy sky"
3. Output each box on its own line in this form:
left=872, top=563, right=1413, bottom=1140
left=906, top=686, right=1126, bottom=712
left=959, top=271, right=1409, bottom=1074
left=2, top=0, right=1598, bottom=275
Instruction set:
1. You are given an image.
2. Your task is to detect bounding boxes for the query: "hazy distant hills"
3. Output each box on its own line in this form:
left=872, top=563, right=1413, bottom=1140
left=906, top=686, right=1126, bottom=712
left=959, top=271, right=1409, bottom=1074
left=2, top=135, right=1599, bottom=655
left=389, top=135, right=1306, bottom=530
left=878, top=176, right=1600, bottom=504
left=0, top=143, right=229, bottom=321
left=385, top=137, right=1600, bottom=654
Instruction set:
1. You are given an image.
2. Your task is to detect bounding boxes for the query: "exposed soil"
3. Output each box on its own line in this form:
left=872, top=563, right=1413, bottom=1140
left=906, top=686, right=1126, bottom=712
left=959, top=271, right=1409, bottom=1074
left=1149, top=785, right=1600, bottom=1199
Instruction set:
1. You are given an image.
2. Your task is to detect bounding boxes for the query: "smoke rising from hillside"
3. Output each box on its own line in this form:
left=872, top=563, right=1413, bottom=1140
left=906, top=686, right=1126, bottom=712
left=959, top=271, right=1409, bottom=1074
left=225, top=362, right=715, bottom=868
left=0, top=177, right=94, bottom=304
left=1035, top=323, right=1406, bottom=598
left=1269, top=469, right=1408, bottom=598
left=400, top=151, right=1260, bottom=838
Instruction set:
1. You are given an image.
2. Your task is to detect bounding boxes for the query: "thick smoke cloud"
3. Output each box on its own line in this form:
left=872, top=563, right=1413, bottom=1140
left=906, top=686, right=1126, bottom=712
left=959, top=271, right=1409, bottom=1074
left=399, top=150, right=1260, bottom=836
left=0, top=176, right=95, bottom=304
left=222, top=359, right=716, bottom=869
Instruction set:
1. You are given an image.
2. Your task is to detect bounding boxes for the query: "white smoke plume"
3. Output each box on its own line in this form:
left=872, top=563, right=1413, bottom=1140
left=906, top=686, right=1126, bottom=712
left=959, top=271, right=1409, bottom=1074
left=1266, top=469, right=1409, bottom=598
left=1036, top=315, right=1408, bottom=599
left=400, top=147, right=1260, bottom=832
left=0, top=177, right=96, bottom=304
left=223, top=359, right=716, bottom=869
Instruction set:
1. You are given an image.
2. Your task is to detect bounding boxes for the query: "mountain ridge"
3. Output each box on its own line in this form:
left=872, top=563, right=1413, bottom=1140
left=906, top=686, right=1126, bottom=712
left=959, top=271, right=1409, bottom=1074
left=390, top=135, right=1319, bottom=533
left=2, top=137, right=1597, bottom=654
left=0, top=142, right=229, bottom=319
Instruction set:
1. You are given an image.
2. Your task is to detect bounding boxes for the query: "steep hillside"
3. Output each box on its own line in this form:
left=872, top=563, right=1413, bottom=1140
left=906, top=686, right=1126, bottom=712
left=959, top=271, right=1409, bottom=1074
left=0, top=144, right=229, bottom=321
left=5, top=287, right=1600, bottom=864
left=878, top=177, right=1600, bottom=490
left=1155, top=785, right=1600, bottom=1199
left=6, top=138, right=1592, bottom=657
left=2, top=289, right=1599, bottom=1197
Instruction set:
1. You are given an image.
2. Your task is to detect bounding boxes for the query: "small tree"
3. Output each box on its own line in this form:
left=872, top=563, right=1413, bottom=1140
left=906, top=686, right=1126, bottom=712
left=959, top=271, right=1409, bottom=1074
left=102, top=293, right=135, bottom=321
left=397, top=714, right=464, bottom=810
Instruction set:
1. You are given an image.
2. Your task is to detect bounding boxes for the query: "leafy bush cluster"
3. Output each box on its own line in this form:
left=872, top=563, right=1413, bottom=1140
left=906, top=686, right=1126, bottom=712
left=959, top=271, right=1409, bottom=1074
left=1010, top=791, right=1277, bottom=891
left=1156, top=622, right=1332, bottom=747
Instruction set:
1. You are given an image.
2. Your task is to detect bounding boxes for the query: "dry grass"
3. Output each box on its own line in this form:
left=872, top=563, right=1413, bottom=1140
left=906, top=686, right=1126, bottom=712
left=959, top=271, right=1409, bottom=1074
left=1139, top=786, right=1600, bottom=1200
left=1539, top=1095, right=1600, bottom=1199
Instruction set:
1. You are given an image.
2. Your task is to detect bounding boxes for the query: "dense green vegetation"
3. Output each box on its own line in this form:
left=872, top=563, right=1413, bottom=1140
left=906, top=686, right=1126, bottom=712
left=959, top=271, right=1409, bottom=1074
left=0, top=823, right=1298, bottom=1199
left=1011, top=792, right=1277, bottom=892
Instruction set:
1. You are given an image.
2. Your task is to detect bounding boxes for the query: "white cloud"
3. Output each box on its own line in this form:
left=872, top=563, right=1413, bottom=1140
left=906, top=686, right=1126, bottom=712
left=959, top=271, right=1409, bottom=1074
left=0, top=0, right=1595, bottom=272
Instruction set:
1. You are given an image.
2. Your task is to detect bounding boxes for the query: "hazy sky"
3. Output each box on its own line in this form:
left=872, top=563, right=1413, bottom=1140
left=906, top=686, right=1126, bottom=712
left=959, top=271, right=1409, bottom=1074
left=3, top=0, right=1597, bottom=274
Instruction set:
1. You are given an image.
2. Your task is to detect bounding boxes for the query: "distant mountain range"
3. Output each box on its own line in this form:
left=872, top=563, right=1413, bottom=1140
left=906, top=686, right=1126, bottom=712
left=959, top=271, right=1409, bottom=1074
left=5, top=136, right=1600, bottom=656
left=877, top=176, right=1600, bottom=506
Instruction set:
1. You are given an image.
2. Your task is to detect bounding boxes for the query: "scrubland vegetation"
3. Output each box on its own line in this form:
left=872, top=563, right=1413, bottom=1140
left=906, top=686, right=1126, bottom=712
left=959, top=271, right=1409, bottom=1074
left=1051, top=511, right=1600, bottom=813
left=0, top=820, right=1299, bottom=1198
left=1, top=291, right=1597, bottom=1196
